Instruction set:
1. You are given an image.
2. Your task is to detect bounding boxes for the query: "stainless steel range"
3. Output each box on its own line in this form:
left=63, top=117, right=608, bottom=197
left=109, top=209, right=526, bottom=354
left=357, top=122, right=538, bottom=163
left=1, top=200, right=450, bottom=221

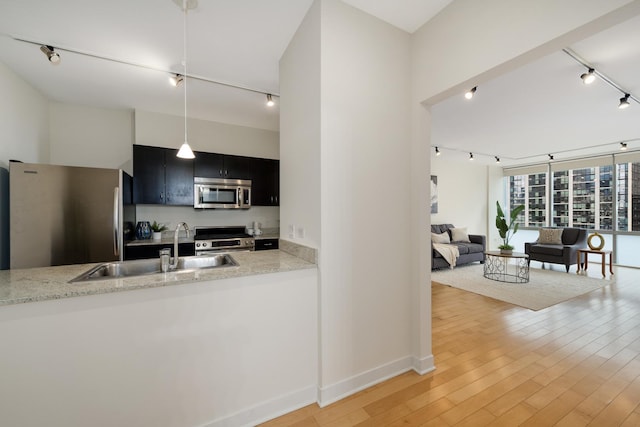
left=194, top=226, right=255, bottom=255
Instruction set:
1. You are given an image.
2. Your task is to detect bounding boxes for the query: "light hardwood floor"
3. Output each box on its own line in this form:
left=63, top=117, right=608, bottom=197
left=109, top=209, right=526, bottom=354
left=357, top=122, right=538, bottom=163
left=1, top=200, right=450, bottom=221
left=262, top=264, right=640, bottom=426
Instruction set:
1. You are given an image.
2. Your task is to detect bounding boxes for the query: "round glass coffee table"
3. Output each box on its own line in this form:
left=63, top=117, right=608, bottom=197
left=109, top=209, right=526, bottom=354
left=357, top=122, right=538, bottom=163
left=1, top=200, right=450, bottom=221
left=483, top=251, right=530, bottom=283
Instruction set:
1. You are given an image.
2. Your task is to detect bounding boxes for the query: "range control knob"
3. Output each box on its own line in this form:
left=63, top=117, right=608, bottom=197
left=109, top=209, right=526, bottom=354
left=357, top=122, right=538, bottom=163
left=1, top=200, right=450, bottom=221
left=202, top=242, right=207, bottom=247
left=196, top=242, right=201, bottom=248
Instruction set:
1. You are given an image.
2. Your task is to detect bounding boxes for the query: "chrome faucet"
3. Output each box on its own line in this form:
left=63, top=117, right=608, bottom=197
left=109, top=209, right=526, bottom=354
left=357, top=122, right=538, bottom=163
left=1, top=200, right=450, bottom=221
left=171, top=222, right=190, bottom=270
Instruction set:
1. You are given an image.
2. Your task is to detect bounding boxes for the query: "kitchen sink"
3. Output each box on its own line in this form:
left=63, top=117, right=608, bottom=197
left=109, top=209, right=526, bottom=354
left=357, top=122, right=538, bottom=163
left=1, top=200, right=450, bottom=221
left=69, top=254, right=238, bottom=283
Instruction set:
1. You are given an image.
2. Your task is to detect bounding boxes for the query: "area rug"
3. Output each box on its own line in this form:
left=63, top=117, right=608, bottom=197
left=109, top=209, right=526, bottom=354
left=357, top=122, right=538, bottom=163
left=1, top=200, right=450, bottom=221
left=431, top=263, right=613, bottom=311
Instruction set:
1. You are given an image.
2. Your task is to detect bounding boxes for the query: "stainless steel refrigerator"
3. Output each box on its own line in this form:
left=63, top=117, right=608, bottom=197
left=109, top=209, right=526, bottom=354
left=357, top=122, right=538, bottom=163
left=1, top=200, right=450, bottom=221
left=10, top=162, right=135, bottom=269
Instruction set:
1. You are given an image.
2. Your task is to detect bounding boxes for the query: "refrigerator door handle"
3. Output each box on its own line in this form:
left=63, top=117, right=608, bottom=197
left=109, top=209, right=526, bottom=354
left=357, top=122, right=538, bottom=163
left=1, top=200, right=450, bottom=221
left=113, top=187, right=120, bottom=257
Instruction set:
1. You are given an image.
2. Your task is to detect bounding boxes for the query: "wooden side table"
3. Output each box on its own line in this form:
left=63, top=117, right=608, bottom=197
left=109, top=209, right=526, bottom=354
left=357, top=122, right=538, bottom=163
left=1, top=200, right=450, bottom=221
left=577, top=249, right=613, bottom=277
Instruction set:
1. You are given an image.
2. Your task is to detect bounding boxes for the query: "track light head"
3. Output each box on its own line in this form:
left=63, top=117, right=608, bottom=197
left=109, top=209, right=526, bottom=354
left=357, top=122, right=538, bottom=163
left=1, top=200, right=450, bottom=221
left=464, top=86, right=477, bottom=100
left=40, top=45, right=60, bottom=64
left=580, top=68, right=596, bottom=85
left=495, top=156, right=500, bottom=164
left=619, top=94, right=631, bottom=109
left=469, top=152, right=474, bottom=160
left=620, top=142, right=628, bottom=151
left=435, top=146, right=441, bottom=156
left=266, top=94, right=275, bottom=107
left=169, top=74, right=184, bottom=87
left=548, top=154, right=554, bottom=161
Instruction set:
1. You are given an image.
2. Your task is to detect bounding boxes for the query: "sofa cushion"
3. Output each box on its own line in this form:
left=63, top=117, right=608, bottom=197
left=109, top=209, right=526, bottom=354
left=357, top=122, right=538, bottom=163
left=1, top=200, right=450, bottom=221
left=432, top=231, right=450, bottom=244
left=431, top=224, right=454, bottom=235
left=451, top=227, right=470, bottom=242
left=454, top=242, right=483, bottom=255
left=538, top=228, right=563, bottom=244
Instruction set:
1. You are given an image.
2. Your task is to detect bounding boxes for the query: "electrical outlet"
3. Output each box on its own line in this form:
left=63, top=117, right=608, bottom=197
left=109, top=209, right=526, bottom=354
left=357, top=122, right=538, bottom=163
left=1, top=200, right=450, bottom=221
left=288, top=224, right=295, bottom=239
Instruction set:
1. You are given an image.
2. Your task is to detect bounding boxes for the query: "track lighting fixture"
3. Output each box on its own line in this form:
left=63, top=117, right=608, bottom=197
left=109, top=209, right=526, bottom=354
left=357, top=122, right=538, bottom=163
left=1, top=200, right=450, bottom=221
left=620, top=142, right=628, bottom=151
left=169, top=74, right=184, bottom=87
left=464, top=87, right=477, bottom=100
left=469, top=152, right=474, bottom=161
left=176, top=0, right=195, bottom=159
left=495, top=156, right=500, bottom=164
left=435, top=146, right=441, bottom=156
left=39, top=45, right=60, bottom=64
left=266, top=94, right=275, bottom=107
left=548, top=154, right=554, bottom=161
left=17, top=35, right=279, bottom=108
left=580, top=68, right=596, bottom=85
left=619, top=94, right=631, bottom=109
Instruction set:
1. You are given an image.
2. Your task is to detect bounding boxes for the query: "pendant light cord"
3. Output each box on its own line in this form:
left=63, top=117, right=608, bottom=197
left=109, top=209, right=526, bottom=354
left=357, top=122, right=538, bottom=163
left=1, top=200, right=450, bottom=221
left=183, top=0, right=188, bottom=144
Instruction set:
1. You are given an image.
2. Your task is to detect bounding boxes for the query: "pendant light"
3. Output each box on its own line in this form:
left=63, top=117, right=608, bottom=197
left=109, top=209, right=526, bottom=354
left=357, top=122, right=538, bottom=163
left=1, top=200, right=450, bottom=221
left=176, top=0, right=195, bottom=159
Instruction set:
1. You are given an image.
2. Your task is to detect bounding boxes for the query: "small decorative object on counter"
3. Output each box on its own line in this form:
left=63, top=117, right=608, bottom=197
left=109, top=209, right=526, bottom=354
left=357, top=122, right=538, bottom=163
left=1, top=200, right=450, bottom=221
left=135, top=221, right=152, bottom=240
left=150, top=221, right=168, bottom=240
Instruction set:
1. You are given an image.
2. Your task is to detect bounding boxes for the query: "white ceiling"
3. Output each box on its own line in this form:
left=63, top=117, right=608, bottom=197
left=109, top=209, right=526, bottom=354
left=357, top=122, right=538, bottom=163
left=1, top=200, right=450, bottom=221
left=431, top=13, right=640, bottom=167
left=0, top=0, right=450, bottom=133
left=0, top=0, right=638, bottom=166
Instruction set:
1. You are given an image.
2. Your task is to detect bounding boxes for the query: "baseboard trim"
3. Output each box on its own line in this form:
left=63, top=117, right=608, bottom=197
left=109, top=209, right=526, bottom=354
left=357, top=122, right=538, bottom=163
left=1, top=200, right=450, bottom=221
left=318, top=356, right=414, bottom=408
left=412, top=354, right=436, bottom=375
left=203, top=385, right=317, bottom=427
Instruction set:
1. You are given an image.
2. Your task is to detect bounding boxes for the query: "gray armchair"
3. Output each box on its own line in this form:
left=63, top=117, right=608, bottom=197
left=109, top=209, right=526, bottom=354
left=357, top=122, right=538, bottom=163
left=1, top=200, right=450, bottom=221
left=524, top=228, right=588, bottom=272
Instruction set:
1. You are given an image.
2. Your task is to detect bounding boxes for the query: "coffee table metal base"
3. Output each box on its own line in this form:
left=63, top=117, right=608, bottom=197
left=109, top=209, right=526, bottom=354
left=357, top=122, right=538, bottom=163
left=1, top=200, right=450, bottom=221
left=483, top=251, right=530, bottom=283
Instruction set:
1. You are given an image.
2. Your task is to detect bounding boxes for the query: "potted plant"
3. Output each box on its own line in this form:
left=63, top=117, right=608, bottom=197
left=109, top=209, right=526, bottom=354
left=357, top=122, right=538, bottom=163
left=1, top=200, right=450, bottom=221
left=150, top=221, right=168, bottom=240
left=496, top=201, right=524, bottom=254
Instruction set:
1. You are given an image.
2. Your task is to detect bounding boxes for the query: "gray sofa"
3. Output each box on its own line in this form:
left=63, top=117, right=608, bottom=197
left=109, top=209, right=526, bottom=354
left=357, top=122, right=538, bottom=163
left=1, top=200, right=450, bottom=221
left=524, top=227, right=588, bottom=272
left=431, top=224, right=486, bottom=269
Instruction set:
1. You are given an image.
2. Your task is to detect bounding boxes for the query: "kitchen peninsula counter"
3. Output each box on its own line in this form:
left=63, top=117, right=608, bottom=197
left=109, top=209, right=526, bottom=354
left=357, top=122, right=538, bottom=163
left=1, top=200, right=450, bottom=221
left=0, top=249, right=316, bottom=306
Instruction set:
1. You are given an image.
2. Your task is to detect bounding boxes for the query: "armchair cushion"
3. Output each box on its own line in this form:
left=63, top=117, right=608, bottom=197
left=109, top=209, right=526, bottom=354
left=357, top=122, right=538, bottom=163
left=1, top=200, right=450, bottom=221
left=538, top=228, right=563, bottom=244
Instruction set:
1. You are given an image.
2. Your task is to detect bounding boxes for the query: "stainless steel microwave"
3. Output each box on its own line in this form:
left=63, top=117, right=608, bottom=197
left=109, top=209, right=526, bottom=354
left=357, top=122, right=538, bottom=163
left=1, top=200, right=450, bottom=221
left=194, top=177, right=251, bottom=209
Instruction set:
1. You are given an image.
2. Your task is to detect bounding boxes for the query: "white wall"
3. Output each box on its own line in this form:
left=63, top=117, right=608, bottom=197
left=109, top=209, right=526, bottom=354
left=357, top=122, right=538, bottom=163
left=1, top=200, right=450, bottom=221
left=318, top=0, right=413, bottom=403
left=280, top=0, right=415, bottom=405
left=49, top=103, right=134, bottom=174
left=0, top=62, right=49, bottom=168
left=430, top=157, right=491, bottom=237
left=135, top=110, right=279, bottom=160
left=279, top=0, right=321, bottom=249
left=0, top=269, right=318, bottom=427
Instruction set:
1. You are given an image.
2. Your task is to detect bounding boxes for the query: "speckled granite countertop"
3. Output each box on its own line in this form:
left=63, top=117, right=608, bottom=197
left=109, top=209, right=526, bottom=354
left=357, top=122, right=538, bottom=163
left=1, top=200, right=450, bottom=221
left=0, top=250, right=316, bottom=307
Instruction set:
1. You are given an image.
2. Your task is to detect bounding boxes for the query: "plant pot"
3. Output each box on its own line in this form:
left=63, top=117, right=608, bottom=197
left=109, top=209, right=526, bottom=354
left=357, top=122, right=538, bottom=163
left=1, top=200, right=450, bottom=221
left=500, top=249, right=513, bottom=255
left=152, top=231, right=162, bottom=241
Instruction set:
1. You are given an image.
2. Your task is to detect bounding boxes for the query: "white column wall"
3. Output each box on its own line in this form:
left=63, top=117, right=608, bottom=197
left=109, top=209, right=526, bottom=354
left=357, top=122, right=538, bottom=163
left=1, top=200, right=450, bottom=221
left=279, top=0, right=321, bottom=249
left=318, top=0, right=413, bottom=403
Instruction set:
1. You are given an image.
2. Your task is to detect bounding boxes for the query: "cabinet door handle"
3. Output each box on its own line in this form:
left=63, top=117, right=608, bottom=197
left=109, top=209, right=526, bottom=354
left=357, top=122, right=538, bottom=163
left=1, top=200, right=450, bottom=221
left=160, top=192, right=164, bottom=200
left=219, top=169, right=223, bottom=176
